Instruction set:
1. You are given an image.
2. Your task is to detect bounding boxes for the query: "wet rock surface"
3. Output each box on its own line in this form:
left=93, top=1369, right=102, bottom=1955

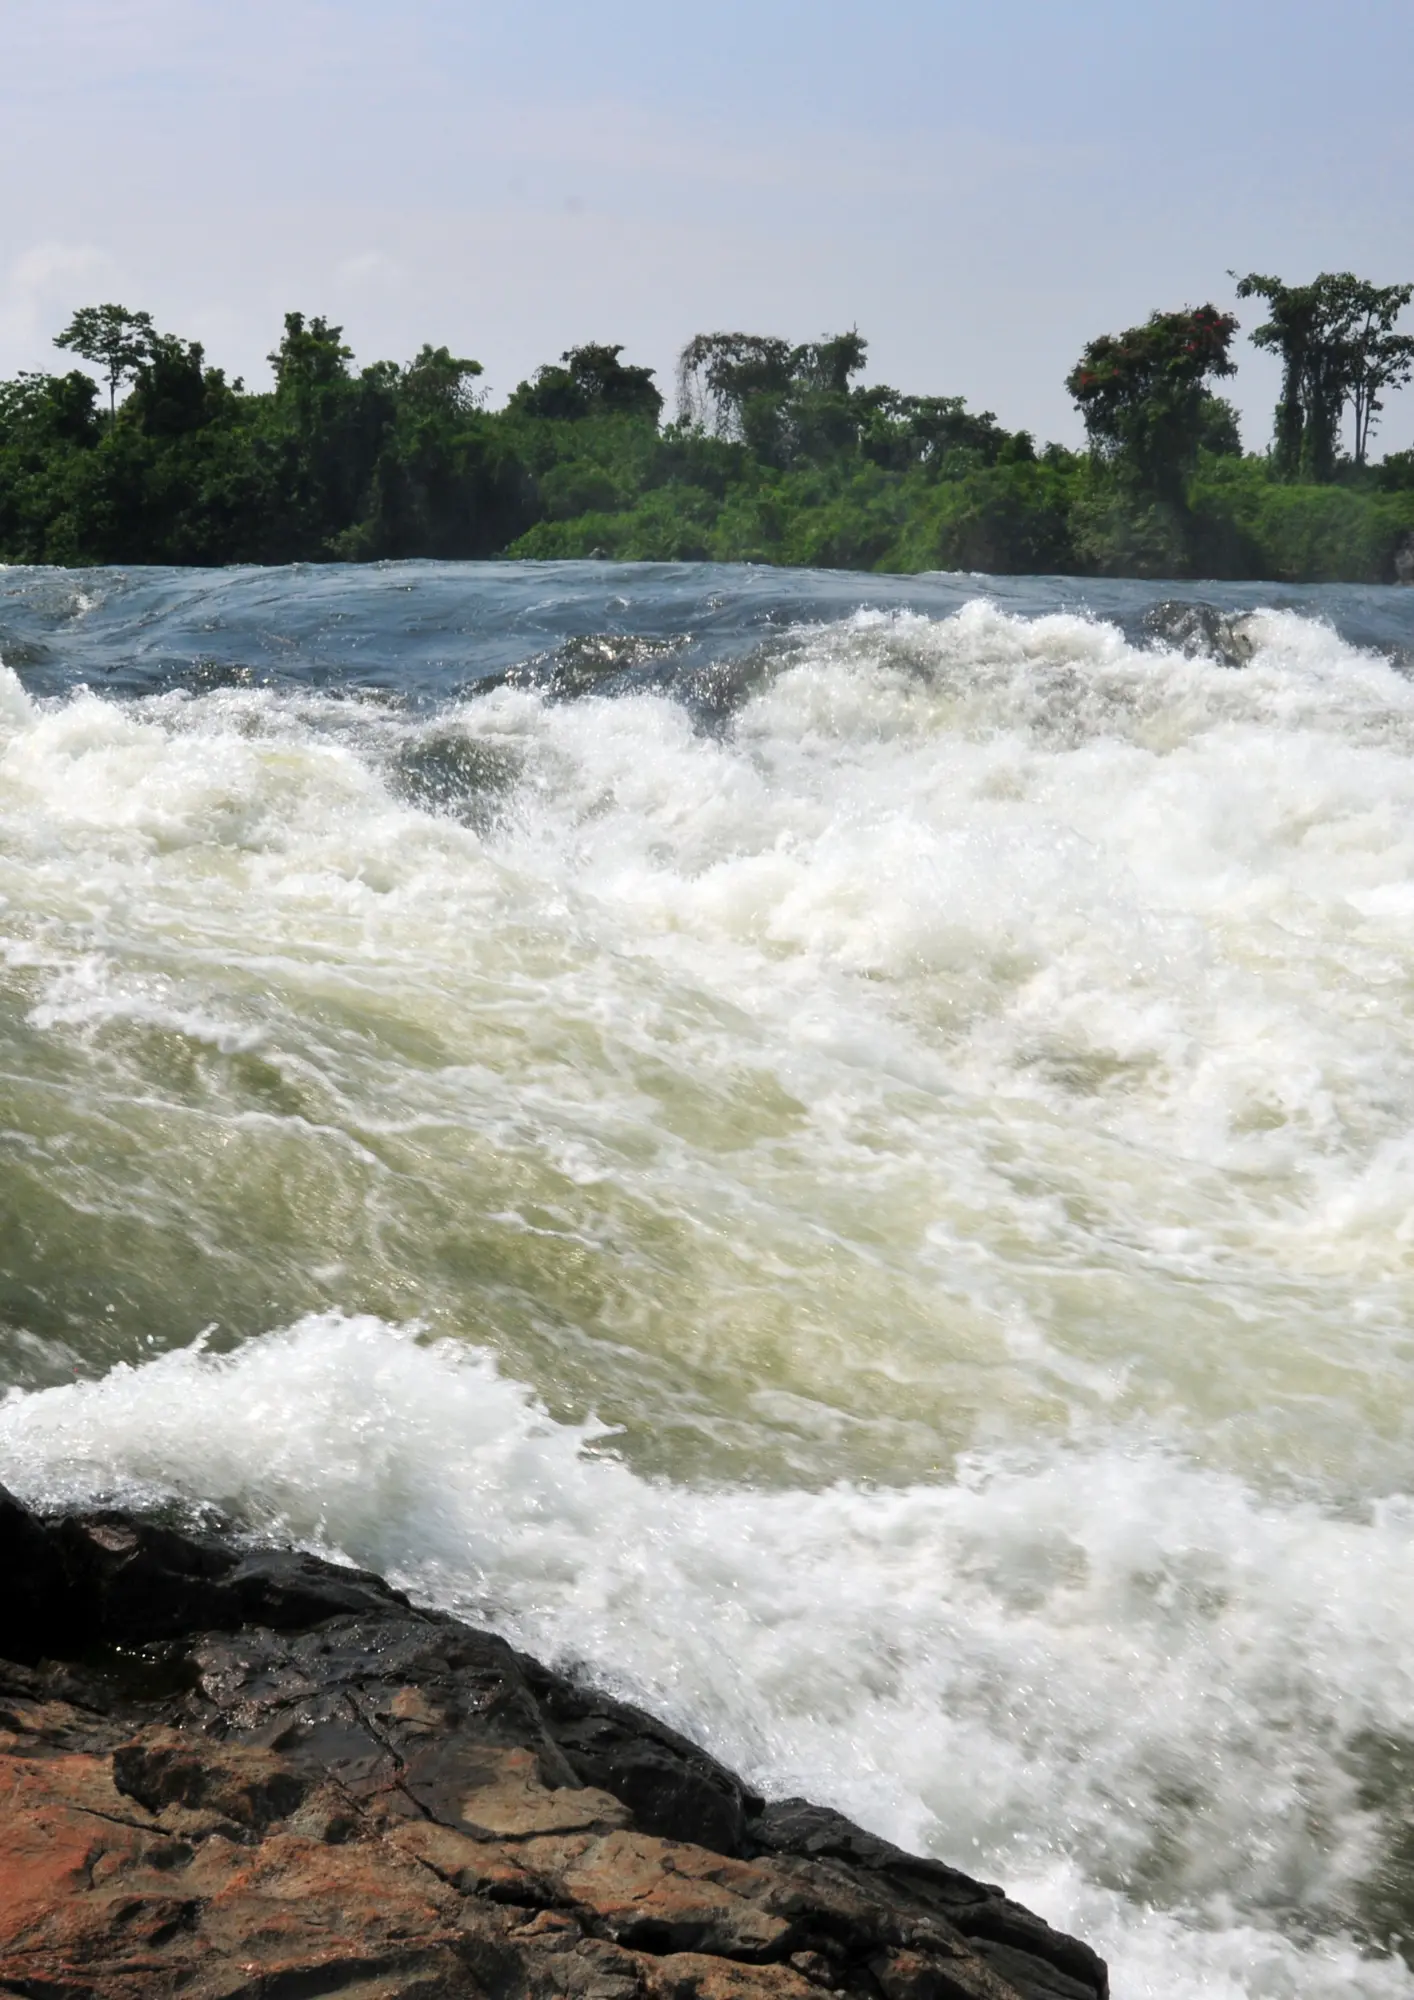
left=0, top=1486, right=1107, bottom=2000
left=1142, top=599, right=1260, bottom=668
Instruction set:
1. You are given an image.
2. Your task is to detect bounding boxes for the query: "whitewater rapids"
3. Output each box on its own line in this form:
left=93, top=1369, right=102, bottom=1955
left=2, top=561, right=1413, bottom=1997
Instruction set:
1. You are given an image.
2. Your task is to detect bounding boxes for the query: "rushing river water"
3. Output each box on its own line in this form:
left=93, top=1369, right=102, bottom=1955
left=3, top=560, right=1414, bottom=1997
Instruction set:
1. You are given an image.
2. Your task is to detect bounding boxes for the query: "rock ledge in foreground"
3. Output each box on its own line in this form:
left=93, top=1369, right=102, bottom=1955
left=0, top=1484, right=1107, bottom=2000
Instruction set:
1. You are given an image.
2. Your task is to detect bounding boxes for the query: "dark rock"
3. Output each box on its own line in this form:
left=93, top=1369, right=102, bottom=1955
left=0, top=1497, right=413, bottom=1662
left=523, top=1655, right=761, bottom=1852
left=1142, top=599, right=1259, bottom=668
left=751, top=1801, right=1107, bottom=2000
left=0, top=1484, right=1107, bottom=2000
left=751, top=1799, right=1002, bottom=1915
left=0, top=1481, right=77, bottom=1662
left=389, top=730, right=523, bottom=830
left=1394, top=531, right=1414, bottom=586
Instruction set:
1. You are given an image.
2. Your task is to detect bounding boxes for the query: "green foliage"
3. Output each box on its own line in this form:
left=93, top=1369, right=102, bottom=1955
left=1376, top=450, right=1414, bottom=492
left=511, top=483, right=719, bottom=562
left=1187, top=455, right=1414, bottom=581
left=2, top=298, right=1412, bottom=579
left=901, top=461, right=1080, bottom=574
left=508, top=344, right=662, bottom=423
left=677, top=330, right=882, bottom=469
left=54, top=304, right=156, bottom=416
left=1069, top=490, right=1193, bottom=579
left=1234, top=272, right=1414, bottom=477
left=1065, top=306, right=1239, bottom=499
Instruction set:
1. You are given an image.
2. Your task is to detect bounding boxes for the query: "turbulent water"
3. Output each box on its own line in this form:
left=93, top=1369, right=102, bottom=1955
left=3, top=559, right=1414, bottom=1998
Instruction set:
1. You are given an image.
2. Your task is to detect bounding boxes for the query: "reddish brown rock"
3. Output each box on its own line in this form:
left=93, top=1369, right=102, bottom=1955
left=0, top=1486, right=1107, bottom=2000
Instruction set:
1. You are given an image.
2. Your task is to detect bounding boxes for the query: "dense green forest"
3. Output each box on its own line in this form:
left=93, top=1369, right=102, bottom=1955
left=2, top=277, right=1413, bottom=578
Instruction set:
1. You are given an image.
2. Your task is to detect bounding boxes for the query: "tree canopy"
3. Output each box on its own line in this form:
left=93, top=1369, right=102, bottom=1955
left=1065, top=305, right=1239, bottom=499
left=54, top=305, right=156, bottom=417
left=1234, top=271, right=1414, bottom=477
left=1, top=288, right=1411, bottom=582
left=509, top=344, right=662, bottom=423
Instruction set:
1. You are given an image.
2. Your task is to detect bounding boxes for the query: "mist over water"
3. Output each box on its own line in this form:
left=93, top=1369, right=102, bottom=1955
left=3, top=560, right=1414, bottom=1997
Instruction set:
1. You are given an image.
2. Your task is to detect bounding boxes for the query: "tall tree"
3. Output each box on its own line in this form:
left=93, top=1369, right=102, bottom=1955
left=792, top=330, right=869, bottom=396
left=1065, top=305, right=1238, bottom=499
left=675, top=331, right=872, bottom=467
left=1234, top=271, right=1414, bottom=476
left=676, top=334, right=797, bottom=436
left=400, top=344, right=483, bottom=415
left=53, top=304, right=155, bottom=417
left=1329, top=277, right=1414, bottom=466
left=1231, top=274, right=1320, bottom=477
left=269, top=313, right=355, bottom=408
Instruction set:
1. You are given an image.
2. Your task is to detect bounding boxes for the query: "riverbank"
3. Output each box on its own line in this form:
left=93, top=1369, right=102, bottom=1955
left=5, top=312, right=1413, bottom=581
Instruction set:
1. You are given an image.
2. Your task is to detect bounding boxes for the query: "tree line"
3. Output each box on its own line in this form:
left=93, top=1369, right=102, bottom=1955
left=1, top=274, right=1411, bottom=579
left=1067, top=276, right=1414, bottom=490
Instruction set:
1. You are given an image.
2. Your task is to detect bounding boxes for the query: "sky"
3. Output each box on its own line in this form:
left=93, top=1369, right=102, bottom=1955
left=2, top=0, right=1412, bottom=452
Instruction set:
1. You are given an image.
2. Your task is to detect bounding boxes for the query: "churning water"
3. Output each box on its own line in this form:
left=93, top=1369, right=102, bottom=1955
left=3, top=559, right=1414, bottom=1997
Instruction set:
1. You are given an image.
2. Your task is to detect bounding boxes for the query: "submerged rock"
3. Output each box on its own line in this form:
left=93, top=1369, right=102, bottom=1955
left=389, top=730, right=524, bottom=831
left=1142, top=599, right=1259, bottom=668
left=0, top=1485, right=1107, bottom=1999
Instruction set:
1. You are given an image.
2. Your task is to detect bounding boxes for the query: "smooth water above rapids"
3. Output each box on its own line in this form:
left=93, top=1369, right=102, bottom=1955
left=3, top=559, right=1414, bottom=1997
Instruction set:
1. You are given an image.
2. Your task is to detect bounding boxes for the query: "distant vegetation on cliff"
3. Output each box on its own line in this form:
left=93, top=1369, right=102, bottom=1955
left=2, top=275, right=1413, bottom=578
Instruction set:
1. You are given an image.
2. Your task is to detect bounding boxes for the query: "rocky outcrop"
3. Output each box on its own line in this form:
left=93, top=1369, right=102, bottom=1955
left=1141, top=599, right=1259, bottom=668
left=1394, top=531, right=1414, bottom=586
left=0, top=1486, right=1107, bottom=2000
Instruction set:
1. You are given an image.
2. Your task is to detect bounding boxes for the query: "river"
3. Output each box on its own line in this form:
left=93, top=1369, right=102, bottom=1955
left=2, top=559, right=1414, bottom=1997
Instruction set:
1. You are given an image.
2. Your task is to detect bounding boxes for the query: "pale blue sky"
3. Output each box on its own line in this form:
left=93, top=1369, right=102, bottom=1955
left=3, top=0, right=1411, bottom=450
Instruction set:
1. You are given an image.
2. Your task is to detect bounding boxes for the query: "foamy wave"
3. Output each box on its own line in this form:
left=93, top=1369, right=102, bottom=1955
left=0, top=659, right=34, bottom=728
left=3, top=1313, right=1413, bottom=1997
left=6, top=595, right=1414, bottom=1994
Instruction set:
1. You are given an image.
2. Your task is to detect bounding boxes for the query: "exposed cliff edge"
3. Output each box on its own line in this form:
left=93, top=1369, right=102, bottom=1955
left=0, top=1485, right=1107, bottom=2000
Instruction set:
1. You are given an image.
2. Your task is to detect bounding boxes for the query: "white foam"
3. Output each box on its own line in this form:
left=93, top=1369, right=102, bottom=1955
left=2, top=1314, right=1412, bottom=1998
left=0, top=659, right=34, bottom=729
